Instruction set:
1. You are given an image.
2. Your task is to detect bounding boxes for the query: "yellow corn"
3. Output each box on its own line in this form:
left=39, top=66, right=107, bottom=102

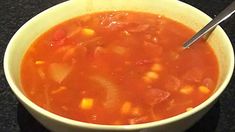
left=143, top=71, right=159, bottom=83
left=199, top=86, right=210, bottom=94
left=80, top=98, right=94, bottom=110
left=35, top=60, right=45, bottom=65
left=81, top=28, right=95, bottom=36
left=186, top=107, right=193, bottom=111
left=179, top=85, right=194, bottom=95
left=121, top=101, right=132, bottom=114
left=151, top=63, right=162, bottom=72
left=146, top=71, right=159, bottom=79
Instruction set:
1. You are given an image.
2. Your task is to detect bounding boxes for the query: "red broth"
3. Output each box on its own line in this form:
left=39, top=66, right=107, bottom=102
left=21, top=11, right=219, bottom=125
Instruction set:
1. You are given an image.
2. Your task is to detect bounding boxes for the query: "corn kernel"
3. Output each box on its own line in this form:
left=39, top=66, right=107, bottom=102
left=151, top=63, right=162, bottom=72
left=143, top=71, right=159, bottom=83
left=121, top=101, right=132, bottom=114
left=80, top=98, right=94, bottom=110
left=179, top=85, right=194, bottom=95
left=35, top=61, right=45, bottom=65
left=199, top=86, right=210, bottom=94
left=81, top=28, right=95, bottom=36
left=186, top=107, right=193, bottom=111
left=146, top=71, right=159, bottom=79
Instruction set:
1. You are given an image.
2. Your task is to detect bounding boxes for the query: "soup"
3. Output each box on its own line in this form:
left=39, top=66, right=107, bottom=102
left=21, top=11, right=219, bottom=125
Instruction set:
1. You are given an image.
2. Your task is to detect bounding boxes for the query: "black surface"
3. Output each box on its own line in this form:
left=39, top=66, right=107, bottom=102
left=0, top=0, right=235, bottom=132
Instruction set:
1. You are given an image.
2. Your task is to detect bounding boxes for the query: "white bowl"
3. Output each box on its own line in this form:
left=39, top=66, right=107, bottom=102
left=4, top=0, right=234, bottom=132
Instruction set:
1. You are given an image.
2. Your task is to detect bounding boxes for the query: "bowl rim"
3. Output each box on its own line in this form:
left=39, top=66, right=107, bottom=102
left=3, top=0, right=234, bottom=131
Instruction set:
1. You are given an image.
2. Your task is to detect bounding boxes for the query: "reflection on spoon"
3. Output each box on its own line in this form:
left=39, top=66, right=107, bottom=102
left=183, top=1, right=235, bottom=48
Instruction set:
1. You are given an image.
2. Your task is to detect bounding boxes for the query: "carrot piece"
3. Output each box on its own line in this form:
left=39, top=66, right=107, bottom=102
left=121, top=101, right=132, bottom=114
left=80, top=98, right=94, bottom=110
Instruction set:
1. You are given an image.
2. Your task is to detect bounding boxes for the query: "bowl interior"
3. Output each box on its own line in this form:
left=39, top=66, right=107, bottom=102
left=4, top=0, right=234, bottom=130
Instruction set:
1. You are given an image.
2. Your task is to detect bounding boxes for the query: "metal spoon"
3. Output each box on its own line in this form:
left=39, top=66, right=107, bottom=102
left=183, top=1, right=235, bottom=48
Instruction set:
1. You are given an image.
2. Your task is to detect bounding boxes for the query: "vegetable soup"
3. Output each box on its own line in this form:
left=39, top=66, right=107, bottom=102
left=21, top=11, right=219, bottom=125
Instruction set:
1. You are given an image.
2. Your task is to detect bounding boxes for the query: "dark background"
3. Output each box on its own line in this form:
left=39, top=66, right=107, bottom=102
left=0, top=0, right=235, bottom=132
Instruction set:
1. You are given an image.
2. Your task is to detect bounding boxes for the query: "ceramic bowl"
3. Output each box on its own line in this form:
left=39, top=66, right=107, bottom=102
left=4, top=0, right=234, bottom=132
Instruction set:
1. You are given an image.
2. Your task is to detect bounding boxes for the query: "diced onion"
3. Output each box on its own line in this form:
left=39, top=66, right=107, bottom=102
left=48, top=63, right=72, bottom=83
left=91, top=76, right=119, bottom=109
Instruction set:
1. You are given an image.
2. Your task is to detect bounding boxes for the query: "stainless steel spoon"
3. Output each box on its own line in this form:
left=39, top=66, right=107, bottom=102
left=183, top=1, right=235, bottom=48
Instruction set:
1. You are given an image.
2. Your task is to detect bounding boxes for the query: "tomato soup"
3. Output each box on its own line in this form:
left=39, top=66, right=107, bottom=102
left=21, top=11, right=219, bottom=125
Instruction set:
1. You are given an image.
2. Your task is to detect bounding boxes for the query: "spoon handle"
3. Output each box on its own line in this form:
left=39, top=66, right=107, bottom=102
left=183, top=1, right=235, bottom=48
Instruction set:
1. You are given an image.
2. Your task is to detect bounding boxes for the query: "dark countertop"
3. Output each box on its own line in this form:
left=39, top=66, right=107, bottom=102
left=0, top=0, right=235, bottom=132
